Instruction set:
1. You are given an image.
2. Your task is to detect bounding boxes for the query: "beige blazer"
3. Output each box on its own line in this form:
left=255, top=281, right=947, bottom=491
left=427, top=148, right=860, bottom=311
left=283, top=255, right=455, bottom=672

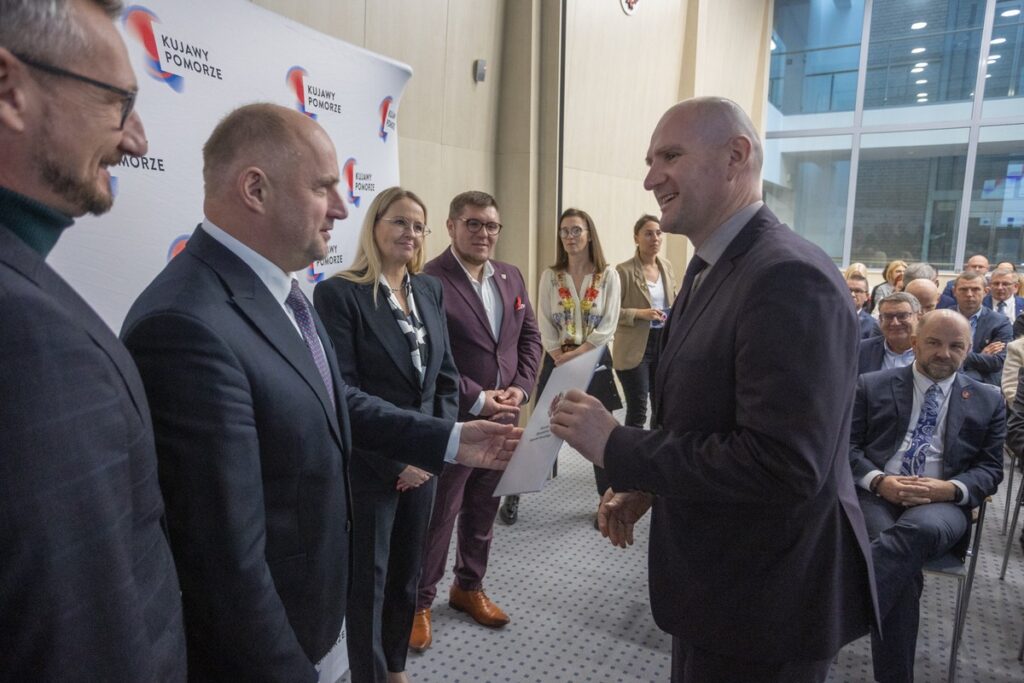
left=612, top=253, right=676, bottom=370
left=1002, top=336, right=1024, bottom=403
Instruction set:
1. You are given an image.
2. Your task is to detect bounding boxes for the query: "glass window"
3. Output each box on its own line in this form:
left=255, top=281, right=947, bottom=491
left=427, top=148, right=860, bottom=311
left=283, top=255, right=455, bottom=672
left=964, top=124, right=1024, bottom=266
left=982, top=0, right=1024, bottom=117
left=767, top=0, right=865, bottom=131
left=862, top=0, right=984, bottom=125
left=763, top=136, right=853, bottom=264
left=851, top=129, right=970, bottom=270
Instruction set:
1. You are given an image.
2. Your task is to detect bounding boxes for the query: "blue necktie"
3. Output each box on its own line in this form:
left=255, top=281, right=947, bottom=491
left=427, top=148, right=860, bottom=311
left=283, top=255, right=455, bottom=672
left=999, top=301, right=1007, bottom=317
left=900, top=384, right=942, bottom=476
left=286, top=280, right=336, bottom=408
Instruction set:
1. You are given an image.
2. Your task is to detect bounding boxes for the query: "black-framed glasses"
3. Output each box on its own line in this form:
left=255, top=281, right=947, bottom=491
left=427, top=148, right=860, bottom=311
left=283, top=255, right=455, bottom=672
left=382, top=216, right=430, bottom=236
left=14, top=53, right=137, bottom=130
left=459, top=218, right=502, bottom=235
left=880, top=311, right=915, bottom=323
left=559, top=226, right=587, bottom=239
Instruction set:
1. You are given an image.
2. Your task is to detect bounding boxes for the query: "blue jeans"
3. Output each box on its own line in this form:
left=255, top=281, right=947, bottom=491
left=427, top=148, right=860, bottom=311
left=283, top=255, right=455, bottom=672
left=615, top=328, right=662, bottom=428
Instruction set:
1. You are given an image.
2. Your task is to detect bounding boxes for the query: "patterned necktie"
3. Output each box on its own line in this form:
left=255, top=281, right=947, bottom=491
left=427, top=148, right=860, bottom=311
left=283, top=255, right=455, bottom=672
left=285, top=280, right=336, bottom=407
left=900, top=383, right=942, bottom=476
left=998, top=300, right=1007, bottom=317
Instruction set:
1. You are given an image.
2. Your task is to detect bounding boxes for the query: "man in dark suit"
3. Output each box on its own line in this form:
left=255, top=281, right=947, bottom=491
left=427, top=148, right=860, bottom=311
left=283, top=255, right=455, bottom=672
left=983, top=268, right=1023, bottom=322
left=941, top=253, right=989, bottom=301
left=849, top=309, right=1004, bottom=683
left=0, top=1, right=186, bottom=680
left=849, top=273, right=881, bottom=339
left=121, top=104, right=518, bottom=681
left=952, top=269, right=1012, bottom=385
left=550, top=97, right=876, bottom=681
left=903, top=277, right=940, bottom=314
left=411, top=191, right=543, bottom=651
left=858, top=292, right=920, bottom=375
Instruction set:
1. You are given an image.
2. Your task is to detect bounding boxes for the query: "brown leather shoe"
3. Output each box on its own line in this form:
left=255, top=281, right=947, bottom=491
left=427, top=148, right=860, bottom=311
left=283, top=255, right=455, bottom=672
left=448, top=585, right=510, bottom=627
left=409, top=608, right=431, bottom=652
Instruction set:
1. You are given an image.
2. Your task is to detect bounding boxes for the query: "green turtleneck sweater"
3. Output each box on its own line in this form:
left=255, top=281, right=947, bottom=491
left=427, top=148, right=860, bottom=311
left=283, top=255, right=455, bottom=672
left=0, top=185, right=74, bottom=257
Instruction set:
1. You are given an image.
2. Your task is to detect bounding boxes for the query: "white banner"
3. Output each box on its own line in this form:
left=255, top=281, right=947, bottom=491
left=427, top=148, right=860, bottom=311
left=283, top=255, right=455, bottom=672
left=48, top=2, right=413, bottom=678
left=50, top=0, right=410, bottom=338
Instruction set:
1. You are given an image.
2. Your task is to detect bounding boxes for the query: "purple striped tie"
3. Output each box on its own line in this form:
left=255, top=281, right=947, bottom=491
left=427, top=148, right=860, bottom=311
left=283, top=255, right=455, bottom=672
left=285, top=280, right=336, bottom=408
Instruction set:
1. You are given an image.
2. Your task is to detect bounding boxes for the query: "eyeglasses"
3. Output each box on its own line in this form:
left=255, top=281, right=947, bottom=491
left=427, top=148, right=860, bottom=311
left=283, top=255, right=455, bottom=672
left=559, top=226, right=587, bottom=239
left=880, top=311, right=915, bottom=323
left=459, top=218, right=502, bottom=235
left=382, top=217, right=430, bottom=236
left=15, top=53, right=137, bottom=130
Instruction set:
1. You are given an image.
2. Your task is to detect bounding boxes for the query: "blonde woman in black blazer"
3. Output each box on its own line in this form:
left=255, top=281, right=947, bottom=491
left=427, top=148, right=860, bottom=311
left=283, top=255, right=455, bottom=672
left=612, top=215, right=676, bottom=428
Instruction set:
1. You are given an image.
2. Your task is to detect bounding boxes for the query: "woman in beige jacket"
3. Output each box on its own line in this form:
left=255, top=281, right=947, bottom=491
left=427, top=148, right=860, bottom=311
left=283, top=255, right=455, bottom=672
left=612, top=214, right=676, bottom=428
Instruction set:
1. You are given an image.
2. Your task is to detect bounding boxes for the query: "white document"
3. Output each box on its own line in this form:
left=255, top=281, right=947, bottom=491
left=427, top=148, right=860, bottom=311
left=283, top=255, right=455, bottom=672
left=493, top=346, right=604, bottom=496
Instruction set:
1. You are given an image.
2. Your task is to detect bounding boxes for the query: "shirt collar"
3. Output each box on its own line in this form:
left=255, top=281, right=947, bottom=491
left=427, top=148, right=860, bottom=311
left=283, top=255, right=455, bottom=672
left=911, top=363, right=957, bottom=396
left=883, top=340, right=915, bottom=359
left=449, top=246, right=495, bottom=283
left=202, top=217, right=296, bottom=304
left=957, top=307, right=981, bottom=323
left=694, top=200, right=764, bottom=268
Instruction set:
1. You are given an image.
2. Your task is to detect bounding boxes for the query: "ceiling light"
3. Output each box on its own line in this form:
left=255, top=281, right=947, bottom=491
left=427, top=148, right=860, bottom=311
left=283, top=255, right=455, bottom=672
left=988, top=58, right=998, bottom=64
left=917, top=98, right=929, bottom=103
left=990, top=53, right=1002, bottom=59
left=1002, top=9, right=1021, bottom=18
left=911, top=47, right=927, bottom=54
left=915, top=62, right=928, bottom=68
left=911, top=67, right=925, bottom=73
left=917, top=92, right=929, bottom=97
left=911, top=21, right=927, bottom=30
left=770, top=39, right=777, bottom=51
left=991, top=37, right=1007, bottom=45
left=986, top=73, right=993, bottom=78
left=916, top=79, right=928, bottom=84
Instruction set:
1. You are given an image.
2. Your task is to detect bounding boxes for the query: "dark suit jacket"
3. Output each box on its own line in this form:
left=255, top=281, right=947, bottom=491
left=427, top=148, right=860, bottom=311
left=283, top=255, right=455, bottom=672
left=0, top=223, right=186, bottom=681
left=859, top=309, right=881, bottom=340
left=603, top=206, right=876, bottom=662
left=121, top=226, right=454, bottom=681
left=1012, top=312, right=1024, bottom=340
left=313, top=274, right=459, bottom=488
left=961, top=305, right=1012, bottom=385
left=983, top=293, right=1024, bottom=317
left=858, top=334, right=887, bottom=375
left=423, top=248, right=542, bottom=419
left=849, top=366, right=1004, bottom=509
left=937, top=293, right=957, bottom=310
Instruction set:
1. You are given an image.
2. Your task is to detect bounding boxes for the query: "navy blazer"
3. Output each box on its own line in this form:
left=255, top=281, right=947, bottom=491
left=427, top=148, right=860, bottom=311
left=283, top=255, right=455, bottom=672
left=604, top=206, right=876, bottom=662
left=0, top=223, right=186, bottom=681
left=313, top=274, right=459, bottom=488
left=849, top=366, right=1004, bottom=509
left=122, top=226, right=453, bottom=681
left=961, top=305, right=1012, bottom=385
left=859, top=309, right=881, bottom=340
left=424, top=248, right=542, bottom=419
left=983, top=293, right=1024, bottom=317
left=858, top=334, right=887, bottom=375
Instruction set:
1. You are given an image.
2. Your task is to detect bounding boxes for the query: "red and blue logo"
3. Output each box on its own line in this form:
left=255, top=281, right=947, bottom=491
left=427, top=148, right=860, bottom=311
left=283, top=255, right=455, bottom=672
left=306, top=262, right=324, bottom=284
left=343, top=158, right=361, bottom=207
left=286, top=66, right=316, bottom=120
left=378, top=96, right=393, bottom=141
left=166, top=234, right=189, bottom=262
left=122, top=6, right=184, bottom=93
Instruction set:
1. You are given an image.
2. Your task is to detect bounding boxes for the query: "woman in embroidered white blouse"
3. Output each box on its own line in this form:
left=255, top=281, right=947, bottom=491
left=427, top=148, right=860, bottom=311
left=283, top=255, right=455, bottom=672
left=499, top=208, right=621, bottom=527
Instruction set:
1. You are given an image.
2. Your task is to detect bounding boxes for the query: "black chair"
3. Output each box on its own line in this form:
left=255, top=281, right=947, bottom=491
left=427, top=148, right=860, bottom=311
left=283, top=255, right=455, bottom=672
left=1003, top=444, right=1018, bottom=534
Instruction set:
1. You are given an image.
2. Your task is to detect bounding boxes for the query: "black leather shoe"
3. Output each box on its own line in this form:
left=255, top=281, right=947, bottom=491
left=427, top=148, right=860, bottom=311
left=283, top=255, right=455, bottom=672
left=499, top=495, right=519, bottom=525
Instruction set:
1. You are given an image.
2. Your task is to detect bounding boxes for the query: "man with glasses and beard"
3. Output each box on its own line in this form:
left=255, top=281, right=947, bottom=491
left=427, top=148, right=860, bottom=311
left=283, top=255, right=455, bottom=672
left=0, top=0, right=186, bottom=680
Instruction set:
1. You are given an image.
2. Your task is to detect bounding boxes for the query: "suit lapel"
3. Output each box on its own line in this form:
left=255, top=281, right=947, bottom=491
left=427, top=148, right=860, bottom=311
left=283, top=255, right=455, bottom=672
left=358, top=283, right=420, bottom=392
left=890, top=368, right=914, bottom=454
left=942, top=375, right=967, bottom=478
left=492, top=264, right=514, bottom=344
left=440, top=249, right=493, bottom=338
left=631, top=255, right=653, bottom=307
left=412, top=275, right=445, bottom=389
left=189, top=228, right=343, bottom=444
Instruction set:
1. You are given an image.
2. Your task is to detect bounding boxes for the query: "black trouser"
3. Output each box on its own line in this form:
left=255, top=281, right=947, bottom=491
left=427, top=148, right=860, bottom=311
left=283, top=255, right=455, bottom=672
left=615, top=328, right=662, bottom=429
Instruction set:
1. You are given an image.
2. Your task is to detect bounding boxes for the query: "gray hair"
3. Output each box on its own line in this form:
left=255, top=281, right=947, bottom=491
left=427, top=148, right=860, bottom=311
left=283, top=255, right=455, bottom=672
left=902, top=262, right=937, bottom=284
left=879, top=291, right=922, bottom=314
left=991, top=267, right=1018, bottom=283
left=0, top=0, right=122, bottom=63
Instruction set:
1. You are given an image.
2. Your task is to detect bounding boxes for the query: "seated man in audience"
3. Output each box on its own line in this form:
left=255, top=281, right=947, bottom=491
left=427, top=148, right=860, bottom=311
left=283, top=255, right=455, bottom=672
left=903, top=278, right=939, bottom=315
left=850, top=309, right=1004, bottom=683
left=942, top=254, right=989, bottom=301
left=902, top=262, right=954, bottom=309
left=859, top=293, right=920, bottom=375
left=849, top=273, right=881, bottom=339
left=953, top=270, right=1012, bottom=385
left=983, top=268, right=1022, bottom=321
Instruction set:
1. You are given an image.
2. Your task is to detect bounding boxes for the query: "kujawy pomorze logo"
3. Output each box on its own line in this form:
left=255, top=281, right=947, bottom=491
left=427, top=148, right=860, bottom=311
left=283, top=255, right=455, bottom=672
left=123, top=5, right=224, bottom=91
left=286, top=66, right=342, bottom=120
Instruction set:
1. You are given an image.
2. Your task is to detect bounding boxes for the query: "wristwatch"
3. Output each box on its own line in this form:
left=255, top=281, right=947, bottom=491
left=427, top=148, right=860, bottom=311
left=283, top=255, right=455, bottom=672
left=870, top=473, right=887, bottom=496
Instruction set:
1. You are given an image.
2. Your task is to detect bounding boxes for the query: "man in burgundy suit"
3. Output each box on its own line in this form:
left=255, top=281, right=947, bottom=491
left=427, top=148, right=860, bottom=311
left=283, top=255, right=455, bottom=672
left=410, top=191, right=542, bottom=651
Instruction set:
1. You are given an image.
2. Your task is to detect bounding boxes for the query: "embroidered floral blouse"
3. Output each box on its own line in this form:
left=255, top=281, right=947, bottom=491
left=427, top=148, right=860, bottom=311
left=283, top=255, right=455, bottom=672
left=537, top=265, right=621, bottom=353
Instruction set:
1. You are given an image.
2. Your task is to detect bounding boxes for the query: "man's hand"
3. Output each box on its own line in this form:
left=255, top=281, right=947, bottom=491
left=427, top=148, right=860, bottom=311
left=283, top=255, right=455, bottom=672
left=599, top=489, right=653, bottom=548
left=877, top=475, right=958, bottom=506
left=981, top=340, right=1006, bottom=355
left=548, top=389, right=618, bottom=467
left=396, top=465, right=432, bottom=492
left=495, top=386, right=525, bottom=407
left=480, top=389, right=521, bottom=420
left=456, top=420, right=523, bottom=470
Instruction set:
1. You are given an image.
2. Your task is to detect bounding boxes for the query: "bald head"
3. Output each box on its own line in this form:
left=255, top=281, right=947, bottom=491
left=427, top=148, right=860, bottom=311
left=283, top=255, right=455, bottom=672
left=665, top=97, right=763, bottom=171
left=913, top=309, right=971, bottom=381
left=904, top=278, right=939, bottom=313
